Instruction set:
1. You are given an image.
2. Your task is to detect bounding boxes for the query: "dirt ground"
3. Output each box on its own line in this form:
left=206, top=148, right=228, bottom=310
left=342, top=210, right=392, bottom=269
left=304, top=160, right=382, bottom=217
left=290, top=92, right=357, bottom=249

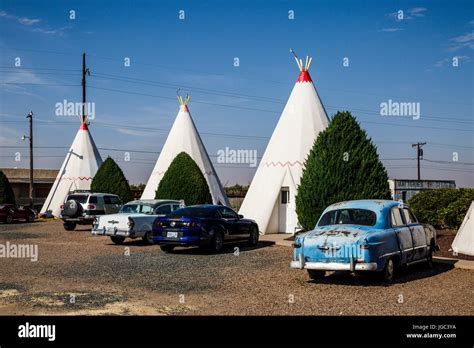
left=0, top=220, right=473, bottom=316
left=435, top=229, right=474, bottom=261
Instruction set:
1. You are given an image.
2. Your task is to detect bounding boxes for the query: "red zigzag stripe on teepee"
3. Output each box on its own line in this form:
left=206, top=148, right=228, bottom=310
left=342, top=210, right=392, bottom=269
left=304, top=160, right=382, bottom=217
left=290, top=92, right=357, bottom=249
left=152, top=171, right=215, bottom=176
left=59, top=177, right=93, bottom=181
left=262, top=161, right=303, bottom=167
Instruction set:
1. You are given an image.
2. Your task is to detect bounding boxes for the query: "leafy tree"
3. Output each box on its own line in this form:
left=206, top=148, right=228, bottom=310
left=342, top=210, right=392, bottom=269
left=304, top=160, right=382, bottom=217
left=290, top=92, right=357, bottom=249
left=295, top=111, right=391, bottom=229
left=155, top=152, right=212, bottom=205
left=0, top=170, right=15, bottom=204
left=91, top=157, right=134, bottom=203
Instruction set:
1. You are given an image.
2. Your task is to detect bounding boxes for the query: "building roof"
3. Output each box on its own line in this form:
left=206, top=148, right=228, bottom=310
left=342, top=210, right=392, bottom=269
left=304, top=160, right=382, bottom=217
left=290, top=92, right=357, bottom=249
left=0, top=168, right=59, bottom=183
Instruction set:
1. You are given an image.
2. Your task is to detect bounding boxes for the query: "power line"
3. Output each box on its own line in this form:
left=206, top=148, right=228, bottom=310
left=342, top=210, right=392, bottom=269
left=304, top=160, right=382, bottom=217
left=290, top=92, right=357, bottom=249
left=1, top=47, right=471, bottom=107
left=90, top=71, right=473, bottom=124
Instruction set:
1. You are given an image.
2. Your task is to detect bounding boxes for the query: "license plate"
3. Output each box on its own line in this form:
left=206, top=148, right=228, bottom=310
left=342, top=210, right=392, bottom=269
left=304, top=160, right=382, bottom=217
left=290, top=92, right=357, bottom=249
left=167, top=231, right=178, bottom=238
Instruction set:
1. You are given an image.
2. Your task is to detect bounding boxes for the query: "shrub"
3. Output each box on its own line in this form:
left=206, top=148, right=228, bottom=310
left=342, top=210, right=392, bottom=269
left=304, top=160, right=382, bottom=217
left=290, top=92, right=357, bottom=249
left=295, top=111, right=391, bottom=230
left=91, top=157, right=134, bottom=203
left=0, top=170, right=15, bottom=204
left=155, top=152, right=212, bottom=205
left=409, top=188, right=474, bottom=229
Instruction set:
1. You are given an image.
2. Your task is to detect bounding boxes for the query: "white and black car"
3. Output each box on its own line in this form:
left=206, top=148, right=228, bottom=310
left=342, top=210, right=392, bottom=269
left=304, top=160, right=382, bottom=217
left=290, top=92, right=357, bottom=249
left=92, top=199, right=184, bottom=244
left=61, top=191, right=122, bottom=231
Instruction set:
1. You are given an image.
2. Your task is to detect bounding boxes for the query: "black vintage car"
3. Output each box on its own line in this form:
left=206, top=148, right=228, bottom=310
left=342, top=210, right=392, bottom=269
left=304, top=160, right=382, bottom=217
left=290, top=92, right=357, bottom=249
left=152, top=205, right=259, bottom=253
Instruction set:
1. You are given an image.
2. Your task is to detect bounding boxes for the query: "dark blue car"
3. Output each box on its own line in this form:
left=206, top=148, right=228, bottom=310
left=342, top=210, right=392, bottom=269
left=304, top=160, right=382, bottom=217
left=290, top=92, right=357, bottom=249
left=152, top=205, right=259, bottom=253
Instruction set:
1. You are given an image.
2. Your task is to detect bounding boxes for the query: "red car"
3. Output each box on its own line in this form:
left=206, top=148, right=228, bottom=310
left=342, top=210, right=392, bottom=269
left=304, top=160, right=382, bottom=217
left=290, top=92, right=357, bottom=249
left=0, top=204, right=36, bottom=223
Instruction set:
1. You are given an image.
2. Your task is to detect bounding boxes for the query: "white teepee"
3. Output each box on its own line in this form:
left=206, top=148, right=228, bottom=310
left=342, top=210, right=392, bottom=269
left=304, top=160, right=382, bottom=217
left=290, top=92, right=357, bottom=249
left=452, top=201, right=474, bottom=256
left=40, top=120, right=102, bottom=217
left=239, top=52, right=329, bottom=234
left=141, top=96, right=229, bottom=205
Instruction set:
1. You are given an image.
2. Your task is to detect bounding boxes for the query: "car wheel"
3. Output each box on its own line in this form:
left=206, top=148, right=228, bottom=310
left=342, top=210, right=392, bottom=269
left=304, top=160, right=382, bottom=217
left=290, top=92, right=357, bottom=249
left=426, top=248, right=433, bottom=269
left=26, top=213, right=35, bottom=223
left=160, top=245, right=175, bottom=253
left=381, top=257, right=395, bottom=283
left=142, top=232, right=154, bottom=245
left=110, top=236, right=125, bottom=245
left=307, top=270, right=325, bottom=280
left=247, top=226, right=259, bottom=246
left=5, top=214, right=13, bottom=224
left=209, top=231, right=224, bottom=253
left=63, top=222, right=76, bottom=231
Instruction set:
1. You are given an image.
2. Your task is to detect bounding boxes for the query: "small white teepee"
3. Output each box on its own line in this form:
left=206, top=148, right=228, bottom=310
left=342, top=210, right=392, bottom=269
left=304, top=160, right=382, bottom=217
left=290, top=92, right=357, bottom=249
left=452, top=201, right=474, bottom=256
left=141, top=96, right=229, bottom=206
left=239, top=51, right=329, bottom=234
left=40, top=119, right=102, bottom=217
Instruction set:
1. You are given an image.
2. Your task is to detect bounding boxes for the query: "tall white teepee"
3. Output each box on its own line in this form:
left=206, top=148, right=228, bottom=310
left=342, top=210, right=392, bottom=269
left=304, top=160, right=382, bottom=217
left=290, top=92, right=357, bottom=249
left=40, top=119, right=102, bottom=217
left=141, top=96, right=229, bottom=206
left=452, top=201, right=474, bottom=256
left=239, top=51, right=329, bottom=234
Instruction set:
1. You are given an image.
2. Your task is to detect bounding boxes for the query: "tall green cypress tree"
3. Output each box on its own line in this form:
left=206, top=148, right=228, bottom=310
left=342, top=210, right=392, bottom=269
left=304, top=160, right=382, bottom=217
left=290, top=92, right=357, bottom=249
left=91, top=157, right=134, bottom=203
left=295, top=111, right=391, bottom=229
left=0, top=170, right=15, bottom=204
left=155, top=152, right=212, bottom=205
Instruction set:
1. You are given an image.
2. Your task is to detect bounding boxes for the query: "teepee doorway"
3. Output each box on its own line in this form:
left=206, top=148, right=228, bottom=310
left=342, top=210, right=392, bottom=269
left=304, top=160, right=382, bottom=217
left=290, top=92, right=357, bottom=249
left=279, top=187, right=290, bottom=233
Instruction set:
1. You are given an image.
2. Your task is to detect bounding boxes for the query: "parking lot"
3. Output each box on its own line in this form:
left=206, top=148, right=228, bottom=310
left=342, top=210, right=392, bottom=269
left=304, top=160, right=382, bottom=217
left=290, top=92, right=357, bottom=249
left=0, top=220, right=472, bottom=315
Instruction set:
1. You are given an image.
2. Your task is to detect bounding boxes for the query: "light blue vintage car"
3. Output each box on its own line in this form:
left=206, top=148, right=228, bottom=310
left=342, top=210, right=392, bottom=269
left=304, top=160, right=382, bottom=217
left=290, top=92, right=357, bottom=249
left=291, top=200, right=437, bottom=282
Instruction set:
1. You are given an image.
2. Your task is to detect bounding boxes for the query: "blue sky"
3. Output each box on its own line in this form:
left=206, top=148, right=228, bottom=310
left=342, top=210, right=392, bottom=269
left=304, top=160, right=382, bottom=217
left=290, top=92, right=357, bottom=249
left=0, top=0, right=473, bottom=187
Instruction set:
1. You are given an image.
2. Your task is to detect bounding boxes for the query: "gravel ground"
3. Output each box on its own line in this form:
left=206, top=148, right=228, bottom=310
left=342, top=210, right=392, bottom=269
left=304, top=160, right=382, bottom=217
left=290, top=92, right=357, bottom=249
left=0, top=220, right=472, bottom=315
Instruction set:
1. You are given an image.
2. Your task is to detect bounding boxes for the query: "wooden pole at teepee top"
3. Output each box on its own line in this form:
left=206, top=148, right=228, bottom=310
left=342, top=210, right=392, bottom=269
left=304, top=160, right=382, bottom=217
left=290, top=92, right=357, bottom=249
left=290, top=48, right=302, bottom=71
left=307, top=57, right=313, bottom=71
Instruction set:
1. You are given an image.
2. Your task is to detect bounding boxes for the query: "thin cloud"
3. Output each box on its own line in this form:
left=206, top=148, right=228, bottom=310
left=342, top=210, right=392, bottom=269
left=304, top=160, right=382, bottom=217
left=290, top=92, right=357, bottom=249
left=0, top=69, right=47, bottom=100
left=0, top=9, right=67, bottom=36
left=380, top=28, right=404, bottom=32
left=448, top=32, right=474, bottom=51
left=31, top=26, right=69, bottom=36
left=433, top=55, right=471, bottom=68
left=115, top=128, right=156, bottom=137
left=388, top=7, right=427, bottom=21
left=0, top=10, right=41, bottom=26
left=408, top=7, right=427, bottom=18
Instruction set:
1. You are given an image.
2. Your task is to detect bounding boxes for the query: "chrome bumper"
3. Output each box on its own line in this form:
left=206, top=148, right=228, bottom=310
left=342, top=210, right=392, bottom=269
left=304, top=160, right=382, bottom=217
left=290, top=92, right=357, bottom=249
left=91, top=227, right=137, bottom=237
left=290, top=260, right=378, bottom=271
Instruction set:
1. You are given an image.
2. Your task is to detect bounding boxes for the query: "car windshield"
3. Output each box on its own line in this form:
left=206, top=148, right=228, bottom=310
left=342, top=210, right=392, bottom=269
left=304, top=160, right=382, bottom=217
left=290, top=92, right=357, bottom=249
left=168, top=207, right=215, bottom=218
left=119, top=204, right=155, bottom=214
left=66, top=195, right=88, bottom=203
left=318, top=209, right=377, bottom=227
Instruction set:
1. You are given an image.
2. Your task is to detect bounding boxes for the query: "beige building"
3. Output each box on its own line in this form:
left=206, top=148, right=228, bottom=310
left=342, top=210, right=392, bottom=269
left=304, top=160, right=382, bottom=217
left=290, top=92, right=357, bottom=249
left=388, top=179, right=456, bottom=202
left=1, top=168, right=59, bottom=209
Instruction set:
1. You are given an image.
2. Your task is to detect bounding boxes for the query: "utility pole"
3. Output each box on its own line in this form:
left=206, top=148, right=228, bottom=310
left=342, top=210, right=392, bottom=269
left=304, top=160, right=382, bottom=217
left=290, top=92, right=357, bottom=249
left=81, top=52, right=90, bottom=123
left=23, top=112, right=34, bottom=207
left=412, top=142, right=426, bottom=180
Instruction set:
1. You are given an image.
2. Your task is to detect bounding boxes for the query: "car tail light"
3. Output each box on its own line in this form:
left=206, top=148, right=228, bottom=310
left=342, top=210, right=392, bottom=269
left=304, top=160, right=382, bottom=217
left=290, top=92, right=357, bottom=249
left=87, top=204, right=96, bottom=210
left=60, top=204, right=64, bottom=209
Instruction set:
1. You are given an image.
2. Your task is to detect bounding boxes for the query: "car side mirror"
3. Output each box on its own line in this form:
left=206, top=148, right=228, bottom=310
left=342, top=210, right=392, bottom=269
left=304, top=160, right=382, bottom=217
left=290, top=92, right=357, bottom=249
left=238, top=214, right=244, bottom=219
